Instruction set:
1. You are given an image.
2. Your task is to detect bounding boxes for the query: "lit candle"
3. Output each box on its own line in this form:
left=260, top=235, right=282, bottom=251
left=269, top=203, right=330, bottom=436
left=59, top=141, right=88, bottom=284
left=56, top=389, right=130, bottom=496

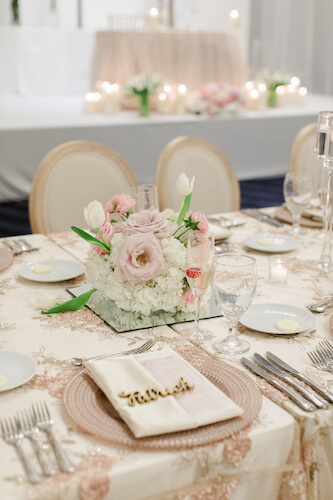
left=276, top=85, right=287, bottom=107
left=296, top=86, right=307, bottom=107
left=102, top=82, right=121, bottom=114
left=175, top=84, right=187, bottom=114
left=84, top=92, right=102, bottom=113
left=229, top=10, right=240, bottom=30
left=269, top=256, right=289, bottom=284
left=148, top=7, right=159, bottom=29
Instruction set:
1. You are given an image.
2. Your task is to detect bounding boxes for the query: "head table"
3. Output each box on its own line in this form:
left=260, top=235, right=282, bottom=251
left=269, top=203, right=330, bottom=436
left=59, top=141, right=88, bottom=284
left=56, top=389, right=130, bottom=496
left=0, top=208, right=332, bottom=500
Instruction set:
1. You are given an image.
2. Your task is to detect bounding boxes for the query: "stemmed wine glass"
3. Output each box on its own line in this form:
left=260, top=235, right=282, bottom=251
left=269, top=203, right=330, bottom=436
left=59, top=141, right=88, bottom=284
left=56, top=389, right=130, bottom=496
left=316, top=166, right=329, bottom=239
left=316, top=111, right=333, bottom=272
left=283, top=172, right=313, bottom=235
left=212, top=253, right=257, bottom=355
left=183, top=231, right=215, bottom=342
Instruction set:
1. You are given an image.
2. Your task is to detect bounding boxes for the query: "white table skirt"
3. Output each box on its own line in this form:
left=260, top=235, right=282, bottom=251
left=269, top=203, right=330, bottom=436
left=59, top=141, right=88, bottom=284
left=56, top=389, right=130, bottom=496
left=1, top=93, right=333, bottom=203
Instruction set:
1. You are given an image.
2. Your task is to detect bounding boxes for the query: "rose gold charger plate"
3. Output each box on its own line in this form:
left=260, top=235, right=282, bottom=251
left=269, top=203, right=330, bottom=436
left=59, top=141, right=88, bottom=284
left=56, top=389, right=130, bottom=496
left=63, top=345, right=262, bottom=451
left=274, top=206, right=323, bottom=228
left=0, top=248, right=14, bottom=272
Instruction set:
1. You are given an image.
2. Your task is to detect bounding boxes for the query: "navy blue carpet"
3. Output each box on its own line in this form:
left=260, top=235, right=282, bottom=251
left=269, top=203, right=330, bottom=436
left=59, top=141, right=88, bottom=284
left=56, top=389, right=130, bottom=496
left=0, top=176, right=285, bottom=238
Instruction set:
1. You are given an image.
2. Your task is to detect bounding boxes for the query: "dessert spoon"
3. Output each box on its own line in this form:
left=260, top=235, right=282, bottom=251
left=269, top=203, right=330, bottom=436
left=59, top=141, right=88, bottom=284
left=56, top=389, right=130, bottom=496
left=307, top=298, right=333, bottom=313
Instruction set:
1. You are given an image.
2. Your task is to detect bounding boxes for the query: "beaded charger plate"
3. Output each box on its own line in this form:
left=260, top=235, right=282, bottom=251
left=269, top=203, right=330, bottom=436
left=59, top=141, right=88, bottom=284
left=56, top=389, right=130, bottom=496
left=63, top=345, right=262, bottom=451
left=0, top=248, right=14, bottom=272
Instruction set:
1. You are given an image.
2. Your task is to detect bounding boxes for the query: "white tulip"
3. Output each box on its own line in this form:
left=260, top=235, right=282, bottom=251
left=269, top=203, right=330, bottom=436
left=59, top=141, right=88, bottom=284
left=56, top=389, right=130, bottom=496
left=84, top=200, right=105, bottom=229
left=35, top=290, right=57, bottom=310
left=176, top=173, right=195, bottom=197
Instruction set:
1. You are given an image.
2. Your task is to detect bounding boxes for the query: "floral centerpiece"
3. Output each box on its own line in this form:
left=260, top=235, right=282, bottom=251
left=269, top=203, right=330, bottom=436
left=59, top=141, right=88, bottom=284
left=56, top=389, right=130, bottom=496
left=43, top=174, right=212, bottom=331
left=126, top=73, right=161, bottom=116
left=259, top=69, right=291, bottom=107
left=187, top=82, right=243, bottom=117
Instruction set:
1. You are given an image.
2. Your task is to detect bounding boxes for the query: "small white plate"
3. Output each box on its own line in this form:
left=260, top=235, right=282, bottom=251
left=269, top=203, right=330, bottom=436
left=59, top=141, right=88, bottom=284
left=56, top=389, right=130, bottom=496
left=18, top=259, right=85, bottom=282
left=243, top=233, right=299, bottom=253
left=0, top=351, right=37, bottom=392
left=240, top=303, right=315, bottom=334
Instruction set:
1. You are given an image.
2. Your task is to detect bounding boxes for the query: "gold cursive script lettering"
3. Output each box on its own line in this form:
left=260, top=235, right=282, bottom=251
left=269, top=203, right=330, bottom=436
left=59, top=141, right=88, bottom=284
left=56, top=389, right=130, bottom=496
left=118, top=377, right=194, bottom=406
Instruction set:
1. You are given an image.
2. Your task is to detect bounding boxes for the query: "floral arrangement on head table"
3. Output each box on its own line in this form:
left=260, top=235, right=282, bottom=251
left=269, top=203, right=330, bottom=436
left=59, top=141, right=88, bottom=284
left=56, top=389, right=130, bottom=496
left=42, top=173, right=210, bottom=320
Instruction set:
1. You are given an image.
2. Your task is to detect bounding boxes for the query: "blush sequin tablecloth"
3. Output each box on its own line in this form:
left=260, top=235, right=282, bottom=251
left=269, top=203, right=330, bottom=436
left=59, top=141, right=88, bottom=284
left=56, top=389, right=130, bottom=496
left=1, top=209, right=333, bottom=500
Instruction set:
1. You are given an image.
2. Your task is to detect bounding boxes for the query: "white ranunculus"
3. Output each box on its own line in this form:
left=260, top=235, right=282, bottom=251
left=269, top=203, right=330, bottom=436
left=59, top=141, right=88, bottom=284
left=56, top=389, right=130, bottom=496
left=176, top=173, right=195, bottom=197
left=84, top=200, right=105, bottom=229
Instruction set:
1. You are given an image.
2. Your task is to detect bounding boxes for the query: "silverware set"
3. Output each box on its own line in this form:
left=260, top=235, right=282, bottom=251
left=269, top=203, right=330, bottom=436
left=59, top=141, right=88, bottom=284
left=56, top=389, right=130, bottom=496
left=242, top=351, right=333, bottom=412
left=1, top=402, right=75, bottom=483
left=208, top=215, right=246, bottom=228
left=2, top=238, right=40, bottom=256
left=308, top=340, right=333, bottom=372
left=242, top=208, right=283, bottom=228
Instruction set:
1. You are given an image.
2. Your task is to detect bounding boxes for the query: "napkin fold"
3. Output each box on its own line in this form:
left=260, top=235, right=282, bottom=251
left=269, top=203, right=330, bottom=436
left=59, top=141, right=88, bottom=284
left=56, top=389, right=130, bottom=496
left=85, top=349, right=243, bottom=438
left=208, top=223, right=231, bottom=242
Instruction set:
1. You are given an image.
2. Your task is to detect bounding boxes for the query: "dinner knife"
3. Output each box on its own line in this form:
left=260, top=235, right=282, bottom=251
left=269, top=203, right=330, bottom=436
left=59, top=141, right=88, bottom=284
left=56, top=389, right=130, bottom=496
left=266, top=351, right=333, bottom=404
left=241, top=358, right=316, bottom=412
left=242, top=209, right=282, bottom=228
left=253, top=353, right=329, bottom=409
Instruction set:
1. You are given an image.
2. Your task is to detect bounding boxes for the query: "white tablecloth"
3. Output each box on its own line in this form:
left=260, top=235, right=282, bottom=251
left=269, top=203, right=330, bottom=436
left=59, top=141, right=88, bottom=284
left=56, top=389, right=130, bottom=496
left=1, top=210, right=333, bottom=499
left=2, top=94, right=333, bottom=202
left=90, top=29, right=249, bottom=91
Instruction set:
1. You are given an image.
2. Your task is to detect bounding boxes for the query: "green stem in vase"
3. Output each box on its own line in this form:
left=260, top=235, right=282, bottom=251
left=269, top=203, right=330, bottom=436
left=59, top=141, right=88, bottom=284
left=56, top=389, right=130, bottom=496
left=139, top=89, right=149, bottom=116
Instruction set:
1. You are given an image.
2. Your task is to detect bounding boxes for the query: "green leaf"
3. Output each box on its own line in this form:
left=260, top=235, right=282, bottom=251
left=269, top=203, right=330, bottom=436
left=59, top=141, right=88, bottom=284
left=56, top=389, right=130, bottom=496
left=177, top=193, right=192, bottom=225
left=41, top=288, right=97, bottom=315
left=71, top=226, right=110, bottom=253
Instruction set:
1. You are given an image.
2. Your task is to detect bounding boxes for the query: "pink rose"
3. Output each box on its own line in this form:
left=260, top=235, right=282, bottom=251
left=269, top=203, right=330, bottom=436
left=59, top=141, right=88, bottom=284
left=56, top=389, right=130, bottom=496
left=183, top=290, right=195, bottom=304
left=185, top=210, right=209, bottom=232
left=123, top=211, right=170, bottom=238
left=105, top=194, right=136, bottom=215
left=92, top=222, right=115, bottom=255
left=114, top=233, right=167, bottom=285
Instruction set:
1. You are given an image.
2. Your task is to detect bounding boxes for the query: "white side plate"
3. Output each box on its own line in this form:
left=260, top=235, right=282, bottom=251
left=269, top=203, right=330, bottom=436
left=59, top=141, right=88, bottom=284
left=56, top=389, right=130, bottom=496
left=243, top=234, right=299, bottom=253
left=18, top=259, right=85, bottom=282
left=240, top=303, right=315, bottom=334
left=0, top=351, right=37, bottom=392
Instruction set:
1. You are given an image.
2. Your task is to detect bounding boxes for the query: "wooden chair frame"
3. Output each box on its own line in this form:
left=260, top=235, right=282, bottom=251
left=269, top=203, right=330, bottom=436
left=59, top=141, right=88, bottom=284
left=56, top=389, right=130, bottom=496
left=288, top=122, right=317, bottom=174
left=29, top=140, right=138, bottom=234
left=155, top=136, right=240, bottom=212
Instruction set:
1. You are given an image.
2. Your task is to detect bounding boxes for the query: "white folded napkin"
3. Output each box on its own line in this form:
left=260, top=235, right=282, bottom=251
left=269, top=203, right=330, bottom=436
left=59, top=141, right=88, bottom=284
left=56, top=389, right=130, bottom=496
left=208, top=223, right=231, bottom=242
left=85, top=349, right=243, bottom=438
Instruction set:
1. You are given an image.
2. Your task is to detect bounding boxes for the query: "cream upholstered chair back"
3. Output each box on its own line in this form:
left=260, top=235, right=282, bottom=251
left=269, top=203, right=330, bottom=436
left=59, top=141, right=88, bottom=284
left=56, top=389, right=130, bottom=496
left=155, top=136, right=240, bottom=214
left=29, top=140, right=138, bottom=234
left=289, top=122, right=323, bottom=186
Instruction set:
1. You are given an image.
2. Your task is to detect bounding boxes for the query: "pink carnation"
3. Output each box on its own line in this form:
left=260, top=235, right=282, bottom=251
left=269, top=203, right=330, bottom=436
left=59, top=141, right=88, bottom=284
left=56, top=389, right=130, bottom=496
left=185, top=210, right=209, bottom=232
left=105, top=194, right=136, bottom=215
left=114, top=233, right=167, bottom=285
left=183, top=289, right=195, bottom=304
left=123, top=211, right=170, bottom=238
left=91, top=222, right=115, bottom=255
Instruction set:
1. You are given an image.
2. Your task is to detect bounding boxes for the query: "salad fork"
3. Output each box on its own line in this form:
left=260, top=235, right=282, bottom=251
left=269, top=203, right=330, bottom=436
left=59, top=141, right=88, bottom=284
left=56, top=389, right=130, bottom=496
left=71, top=339, right=156, bottom=367
left=1, top=417, right=42, bottom=483
left=16, top=410, right=57, bottom=476
left=32, top=402, right=75, bottom=473
left=307, top=350, right=333, bottom=372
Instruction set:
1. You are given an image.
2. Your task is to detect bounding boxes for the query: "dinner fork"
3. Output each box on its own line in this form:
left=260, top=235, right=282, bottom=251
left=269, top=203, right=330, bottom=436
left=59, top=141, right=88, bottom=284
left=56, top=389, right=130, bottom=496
left=32, top=402, right=75, bottom=473
left=307, top=350, right=333, bottom=372
left=71, top=339, right=156, bottom=367
left=16, top=410, right=57, bottom=476
left=318, top=340, right=333, bottom=356
left=0, top=417, right=42, bottom=483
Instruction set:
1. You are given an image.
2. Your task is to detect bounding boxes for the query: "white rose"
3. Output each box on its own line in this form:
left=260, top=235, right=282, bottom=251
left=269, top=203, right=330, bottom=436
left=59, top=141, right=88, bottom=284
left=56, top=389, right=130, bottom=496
left=176, top=173, right=195, bottom=197
left=84, top=200, right=105, bottom=229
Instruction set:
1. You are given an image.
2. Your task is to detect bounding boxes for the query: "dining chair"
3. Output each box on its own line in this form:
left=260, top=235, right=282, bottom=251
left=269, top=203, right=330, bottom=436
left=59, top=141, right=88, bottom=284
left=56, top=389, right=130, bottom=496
left=155, top=136, right=240, bottom=214
left=29, top=140, right=138, bottom=234
left=288, top=122, right=323, bottom=185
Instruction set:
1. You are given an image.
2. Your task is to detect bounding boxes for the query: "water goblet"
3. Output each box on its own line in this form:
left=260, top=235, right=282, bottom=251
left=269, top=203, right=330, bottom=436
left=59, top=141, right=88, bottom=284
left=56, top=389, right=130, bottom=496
left=212, top=253, right=257, bottom=355
left=283, top=172, right=313, bottom=235
left=315, top=111, right=333, bottom=272
left=183, top=231, right=215, bottom=342
left=316, top=166, right=329, bottom=239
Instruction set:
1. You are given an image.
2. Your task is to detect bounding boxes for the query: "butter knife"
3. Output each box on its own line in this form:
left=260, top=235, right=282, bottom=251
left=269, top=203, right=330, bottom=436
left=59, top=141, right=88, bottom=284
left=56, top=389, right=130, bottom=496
left=241, top=358, right=316, bottom=412
left=242, top=209, right=282, bottom=228
left=253, top=353, right=328, bottom=409
left=266, top=351, right=333, bottom=404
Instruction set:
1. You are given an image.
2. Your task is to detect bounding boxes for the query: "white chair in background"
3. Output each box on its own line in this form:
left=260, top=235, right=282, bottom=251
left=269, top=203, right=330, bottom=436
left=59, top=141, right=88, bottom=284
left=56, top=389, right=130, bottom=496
left=107, top=14, right=145, bottom=31
left=155, top=136, right=240, bottom=214
left=29, top=140, right=138, bottom=234
left=288, top=122, right=323, bottom=186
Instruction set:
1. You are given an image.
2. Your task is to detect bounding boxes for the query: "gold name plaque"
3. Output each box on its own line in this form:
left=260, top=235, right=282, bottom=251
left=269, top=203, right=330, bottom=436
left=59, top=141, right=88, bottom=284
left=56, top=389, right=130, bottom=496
left=118, top=377, right=194, bottom=406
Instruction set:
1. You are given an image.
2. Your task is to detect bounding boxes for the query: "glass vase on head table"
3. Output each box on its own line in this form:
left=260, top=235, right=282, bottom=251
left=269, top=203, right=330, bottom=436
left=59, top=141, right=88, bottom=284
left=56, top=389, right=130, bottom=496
left=212, top=253, right=257, bottom=355
left=182, top=231, right=215, bottom=342
left=316, top=111, right=333, bottom=272
left=283, top=172, right=313, bottom=235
